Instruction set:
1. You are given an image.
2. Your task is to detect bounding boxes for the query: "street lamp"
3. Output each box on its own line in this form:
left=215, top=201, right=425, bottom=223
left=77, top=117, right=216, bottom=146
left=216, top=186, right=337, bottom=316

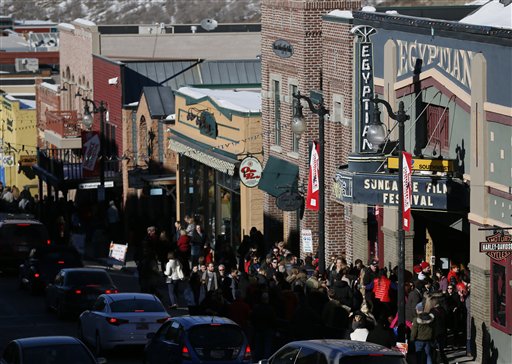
left=81, top=98, right=107, bottom=201
left=367, top=94, right=410, bottom=341
left=292, top=91, right=328, bottom=276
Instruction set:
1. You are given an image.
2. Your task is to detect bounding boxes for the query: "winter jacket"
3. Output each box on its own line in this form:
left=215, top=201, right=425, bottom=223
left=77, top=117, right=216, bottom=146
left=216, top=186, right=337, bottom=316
left=333, top=279, right=353, bottom=308
left=405, top=288, right=423, bottom=323
left=410, top=312, right=436, bottom=342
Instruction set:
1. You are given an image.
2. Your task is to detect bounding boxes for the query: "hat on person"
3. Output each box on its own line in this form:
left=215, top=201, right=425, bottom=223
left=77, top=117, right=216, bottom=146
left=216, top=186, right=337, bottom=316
left=416, top=302, right=424, bottom=312
left=413, top=264, right=422, bottom=274
left=420, top=261, right=430, bottom=270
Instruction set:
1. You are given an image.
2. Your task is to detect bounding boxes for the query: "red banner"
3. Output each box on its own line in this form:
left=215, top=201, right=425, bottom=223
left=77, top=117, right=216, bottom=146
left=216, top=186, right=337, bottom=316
left=81, top=131, right=101, bottom=177
left=402, top=151, right=413, bottom=231
left=306, top=141, right=320, bottom=211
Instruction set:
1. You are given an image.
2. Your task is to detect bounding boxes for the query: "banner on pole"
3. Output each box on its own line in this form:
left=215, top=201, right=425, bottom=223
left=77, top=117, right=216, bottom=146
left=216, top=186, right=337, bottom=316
left=402, top=152, right=413, bottom=231
left=306, top=141, right=320, bottom=211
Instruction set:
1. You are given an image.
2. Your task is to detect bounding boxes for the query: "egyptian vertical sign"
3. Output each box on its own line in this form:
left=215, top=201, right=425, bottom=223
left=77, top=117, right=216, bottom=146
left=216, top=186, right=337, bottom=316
left=351, top=25, right=377, bottom=153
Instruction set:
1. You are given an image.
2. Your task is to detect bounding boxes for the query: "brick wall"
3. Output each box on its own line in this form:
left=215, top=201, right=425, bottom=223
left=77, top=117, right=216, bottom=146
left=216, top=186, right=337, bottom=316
left=92, top=55, right=123, bottom=155
left=35, top=80, right=61, bottom=148
left=261, top=0, right=361, bottom=260
left=468, top=263, right=491, bottom=363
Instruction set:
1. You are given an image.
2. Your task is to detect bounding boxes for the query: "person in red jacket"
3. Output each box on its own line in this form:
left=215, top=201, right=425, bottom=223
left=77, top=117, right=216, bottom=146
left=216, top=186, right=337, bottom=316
left=366, top=268, right=397, bottom=319
left=447, top=263, right=460, bottom=286
left=176, top=229, right=191, bottom=276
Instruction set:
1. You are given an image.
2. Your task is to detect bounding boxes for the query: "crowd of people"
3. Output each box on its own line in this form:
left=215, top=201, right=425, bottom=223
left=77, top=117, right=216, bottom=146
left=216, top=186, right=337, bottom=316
left=133, top=217, right=472, bottom=363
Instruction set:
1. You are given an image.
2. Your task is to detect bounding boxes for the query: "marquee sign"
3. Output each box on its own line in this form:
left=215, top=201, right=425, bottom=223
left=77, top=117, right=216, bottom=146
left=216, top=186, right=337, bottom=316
left=333, top=170, right=469, bottom=211
left=351, top=25, right=377, bottom=153
left=480, top=232, right=512, bottom=261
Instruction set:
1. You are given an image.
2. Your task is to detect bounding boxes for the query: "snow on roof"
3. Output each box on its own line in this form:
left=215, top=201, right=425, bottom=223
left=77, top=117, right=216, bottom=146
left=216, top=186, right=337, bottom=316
left=178, top=87, right=261, bottom=113
left=460, top=0, right=512, bottom=29
left=73, top=18, right=96, bottom=27
left=15, top=20, right=57, bottom=26
left=362, top=6, right=377, bottom=12
left=4, top=95, right=36, bottom=109
left=58, top=23, right=75, bottom=31
left=328, top=10, right=353, bottom=19
left=41, top=82, right=60, bottom=92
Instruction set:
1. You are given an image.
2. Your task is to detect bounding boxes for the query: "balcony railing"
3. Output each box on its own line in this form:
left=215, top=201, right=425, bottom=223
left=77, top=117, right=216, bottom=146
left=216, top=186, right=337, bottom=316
left=37, top=148, right=121, bottom=182
left=45, top=110, right=83, bottom=138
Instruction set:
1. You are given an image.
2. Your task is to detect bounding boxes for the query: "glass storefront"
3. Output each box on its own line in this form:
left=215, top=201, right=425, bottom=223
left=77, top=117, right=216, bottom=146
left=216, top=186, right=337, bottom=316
left=179, top=155, right=240, bottom=251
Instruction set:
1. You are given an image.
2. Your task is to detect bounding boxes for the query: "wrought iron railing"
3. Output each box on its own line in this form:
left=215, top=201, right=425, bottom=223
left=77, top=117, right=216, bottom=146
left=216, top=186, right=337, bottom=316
left=37, top=148, right=121, bottom=181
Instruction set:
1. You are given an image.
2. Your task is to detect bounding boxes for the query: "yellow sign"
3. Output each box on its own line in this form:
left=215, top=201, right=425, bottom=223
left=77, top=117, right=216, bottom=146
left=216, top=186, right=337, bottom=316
left=19, top=155, right=37, bottom=167
left=387, top=157, right=455, bottom=172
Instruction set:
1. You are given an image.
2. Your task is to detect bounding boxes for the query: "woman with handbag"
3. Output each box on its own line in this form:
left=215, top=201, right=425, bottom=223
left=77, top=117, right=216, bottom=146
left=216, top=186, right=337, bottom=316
left=164, top=251, right=184, bottom=309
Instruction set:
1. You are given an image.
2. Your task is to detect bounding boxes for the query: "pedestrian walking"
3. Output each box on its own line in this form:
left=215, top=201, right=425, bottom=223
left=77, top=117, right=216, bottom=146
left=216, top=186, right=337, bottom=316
left=410, top=302, right=436, bottom=364
left=164, top=251, right=184, bottom=309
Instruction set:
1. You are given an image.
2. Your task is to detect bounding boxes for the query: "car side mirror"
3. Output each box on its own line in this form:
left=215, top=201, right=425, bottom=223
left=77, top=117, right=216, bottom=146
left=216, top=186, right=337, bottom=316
left=96, top=358, right=107, bottom=364
left=146, top=332, right=155, bottom=340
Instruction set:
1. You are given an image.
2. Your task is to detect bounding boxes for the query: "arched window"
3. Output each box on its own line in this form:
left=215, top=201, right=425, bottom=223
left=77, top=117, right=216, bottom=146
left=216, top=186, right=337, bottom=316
left=139, top=116, right=147, bottom=162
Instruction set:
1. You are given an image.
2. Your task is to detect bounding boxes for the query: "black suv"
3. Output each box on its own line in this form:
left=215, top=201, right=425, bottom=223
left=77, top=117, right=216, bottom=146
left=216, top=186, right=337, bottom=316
left=19, top=245, right=83, bottom=294
left=0, top=213, right=50, bottom=274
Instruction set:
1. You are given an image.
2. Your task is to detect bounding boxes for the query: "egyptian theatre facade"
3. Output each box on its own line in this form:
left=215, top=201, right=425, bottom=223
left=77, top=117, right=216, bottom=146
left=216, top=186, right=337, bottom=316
left=332, top=7, right=511, bottom=364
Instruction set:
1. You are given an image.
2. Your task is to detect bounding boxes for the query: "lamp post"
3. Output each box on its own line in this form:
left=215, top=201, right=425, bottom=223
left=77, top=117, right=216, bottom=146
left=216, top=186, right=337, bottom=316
left=292, top=91, right=328, bottom=276
left=367, top=95, right=410, bottom=341
left=81, top=98, right=107, bottom=202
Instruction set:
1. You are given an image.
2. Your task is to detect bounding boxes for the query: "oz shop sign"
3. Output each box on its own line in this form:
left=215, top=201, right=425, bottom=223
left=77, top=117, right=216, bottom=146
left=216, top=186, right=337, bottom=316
left=239, top=156, right=262, bottom=188
left=333, top=171, right=469, bottom=211
left=272, top=39, right=293, bottom=58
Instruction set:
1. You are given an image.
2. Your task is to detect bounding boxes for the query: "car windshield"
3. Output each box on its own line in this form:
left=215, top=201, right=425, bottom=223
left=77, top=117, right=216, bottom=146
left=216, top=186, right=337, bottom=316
left=338, top=355, right=407, bottom=364
left=110, top=298, right=165, bottom=312
left=188, top=324, right=244, bottom=348
left=22, top=344, right=93, bottom=364
left=66, top=271, right=111, bottom=286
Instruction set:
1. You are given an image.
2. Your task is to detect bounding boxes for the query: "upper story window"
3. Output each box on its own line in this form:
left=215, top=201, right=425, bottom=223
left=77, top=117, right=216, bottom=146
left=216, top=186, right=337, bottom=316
left=273, top=80, right=281, bottom=146
left=427, top=104, right=449, bottom=152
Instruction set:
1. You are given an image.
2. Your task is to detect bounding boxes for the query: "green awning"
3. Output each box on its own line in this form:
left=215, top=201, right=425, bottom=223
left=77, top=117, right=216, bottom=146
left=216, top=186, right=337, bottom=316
left=258, top=156, right=299, bottom=197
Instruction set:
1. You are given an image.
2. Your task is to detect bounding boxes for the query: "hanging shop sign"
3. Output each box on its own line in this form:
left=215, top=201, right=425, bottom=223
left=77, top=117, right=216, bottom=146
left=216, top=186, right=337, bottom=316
left=388, top=156, right=456, bottom=173
left=272, top=39, right=293, bottom=58
left=479, top=232, right=512, bottom=261
left=18, top=155, right=37, bottom=167
left=333, top=170, right=469, bottom=211
left=239, top=156, right=262, bottom=188
left=276, top=191, right=303, bottom=211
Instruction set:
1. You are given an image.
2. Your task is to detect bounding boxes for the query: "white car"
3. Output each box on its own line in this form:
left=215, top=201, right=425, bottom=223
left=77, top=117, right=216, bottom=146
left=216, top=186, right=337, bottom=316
left=79, top=293, right=170, bottom=355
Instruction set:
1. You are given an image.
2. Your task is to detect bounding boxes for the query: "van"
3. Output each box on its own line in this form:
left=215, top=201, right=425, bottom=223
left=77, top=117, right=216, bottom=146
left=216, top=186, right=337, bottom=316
left=0, top=213, right=50, bottom=273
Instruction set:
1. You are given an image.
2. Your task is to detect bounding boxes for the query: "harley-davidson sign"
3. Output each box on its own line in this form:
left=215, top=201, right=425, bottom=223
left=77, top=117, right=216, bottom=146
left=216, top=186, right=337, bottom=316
left=479, top=232, right=512, bottom=261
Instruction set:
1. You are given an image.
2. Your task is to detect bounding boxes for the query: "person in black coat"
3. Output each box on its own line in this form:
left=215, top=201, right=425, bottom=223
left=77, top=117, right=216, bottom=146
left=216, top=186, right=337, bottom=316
left=333, top=273, right=353, bottom=309
left=367, top=315, right=397, bottom=348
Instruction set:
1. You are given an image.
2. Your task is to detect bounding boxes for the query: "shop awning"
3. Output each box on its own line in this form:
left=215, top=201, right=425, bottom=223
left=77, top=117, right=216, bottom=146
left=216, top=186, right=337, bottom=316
left=258, top=156, right=299, bottom=197
left=168, top=135, right=239, bottom=176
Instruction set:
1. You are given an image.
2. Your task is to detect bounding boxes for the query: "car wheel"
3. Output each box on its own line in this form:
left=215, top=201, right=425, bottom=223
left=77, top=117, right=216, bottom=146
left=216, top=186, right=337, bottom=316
left=56, top=301, right=66, bottom=320
left=95, top=332, right=103, bottom=356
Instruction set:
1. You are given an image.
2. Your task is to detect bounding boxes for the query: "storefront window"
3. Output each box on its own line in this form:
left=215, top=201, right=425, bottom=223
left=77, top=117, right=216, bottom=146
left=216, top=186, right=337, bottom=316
left=491, top=257, right=512, bottom=334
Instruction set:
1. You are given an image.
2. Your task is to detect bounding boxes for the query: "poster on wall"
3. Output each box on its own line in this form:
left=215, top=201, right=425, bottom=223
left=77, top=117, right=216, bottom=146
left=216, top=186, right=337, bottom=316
left=302, top=229, right=313, bottom=253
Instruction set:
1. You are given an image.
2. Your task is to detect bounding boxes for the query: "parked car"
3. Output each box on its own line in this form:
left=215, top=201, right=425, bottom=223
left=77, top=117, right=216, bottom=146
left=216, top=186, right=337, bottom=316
left=0, top=213, right=50, bottom=274
left=144, top=316, right=251, bottom=364
left=79, top=293, right=170, bottom=355
left=0, top=336, right=106, bottom=364
left=45, top=268, right=118, bottom=319
left=259, top=340, right=407, bottom=364
left=18, top=245, right=83, bottom=294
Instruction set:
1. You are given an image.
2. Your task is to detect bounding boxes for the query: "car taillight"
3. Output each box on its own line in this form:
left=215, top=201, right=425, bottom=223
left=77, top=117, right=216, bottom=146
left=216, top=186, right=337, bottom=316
left=34, top=273, right=40, bottom=278
left=156, top=317, right=169, bottom=323
left=17, top=223, right=30, bottom=226
left=47, top=240, right=51, bottom=245
left=182, top=346, right=191, bottom=359
left=105, top=289, right=118, bottom=294
left=57, top=261, right=65, bottom=264
left=244, top=345, right=251, bottom=360
left=106, top=317, right=128, bottom=326
left=74, top=289, right=82, bottom=294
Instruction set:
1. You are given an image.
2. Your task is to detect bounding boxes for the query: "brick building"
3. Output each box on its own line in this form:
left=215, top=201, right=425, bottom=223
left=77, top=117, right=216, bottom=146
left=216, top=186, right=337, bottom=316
left=260, top=0, right=361, bottom=259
